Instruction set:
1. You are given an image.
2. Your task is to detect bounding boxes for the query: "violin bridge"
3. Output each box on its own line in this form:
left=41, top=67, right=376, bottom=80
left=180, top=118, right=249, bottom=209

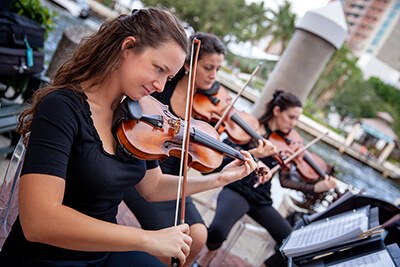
left=168, top=118, right=182, bottom=135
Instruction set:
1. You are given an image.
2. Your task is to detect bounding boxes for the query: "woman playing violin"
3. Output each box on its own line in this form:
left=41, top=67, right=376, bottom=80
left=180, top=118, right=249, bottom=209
left=0, top=9, right=262, bottom=266
left=197, top=89, right=337, bottom=267
left=122, top=32, right=275, bottom=266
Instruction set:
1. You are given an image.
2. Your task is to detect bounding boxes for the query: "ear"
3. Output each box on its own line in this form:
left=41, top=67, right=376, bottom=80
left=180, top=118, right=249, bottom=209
left=272, top=106, right=281, bottom=116
left=183, top=62, right=190, bottom=73
left=121, top=36, right=136, bottom=57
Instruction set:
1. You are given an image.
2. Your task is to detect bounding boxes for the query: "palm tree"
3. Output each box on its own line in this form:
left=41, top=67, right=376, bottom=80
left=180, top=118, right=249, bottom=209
left=262, top=0, right=297, bottom=54
left=309, top=44, right=363, bottom=107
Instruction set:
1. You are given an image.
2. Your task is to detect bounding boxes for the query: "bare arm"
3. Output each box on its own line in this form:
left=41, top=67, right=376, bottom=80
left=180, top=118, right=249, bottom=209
left=18, top=173, right=191, bottom=264
left=136, top=150, right=260, bottom=202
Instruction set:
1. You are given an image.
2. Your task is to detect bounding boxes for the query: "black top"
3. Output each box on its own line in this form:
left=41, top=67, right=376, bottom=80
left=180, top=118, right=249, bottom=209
left=224, top=138, right=275, bottom=206
left=0, top=89, right=158, bottom=262
left=224, top=124, right=315, bottom=205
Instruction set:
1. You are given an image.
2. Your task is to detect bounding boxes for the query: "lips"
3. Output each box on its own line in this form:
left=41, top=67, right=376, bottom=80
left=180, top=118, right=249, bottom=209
left=143, top=86, right=152, bottom=96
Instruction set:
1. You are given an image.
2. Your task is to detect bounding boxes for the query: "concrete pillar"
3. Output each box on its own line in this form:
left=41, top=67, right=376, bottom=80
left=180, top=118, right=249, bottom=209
left=46, top=25, right=95, bottom=78
left=344, top=123, right=361, bottom=147
left=378, top=141, right=396, bottom=163
left=339, top=123, right=361, bottom=153
left=252, top=1, right=348, bottom=118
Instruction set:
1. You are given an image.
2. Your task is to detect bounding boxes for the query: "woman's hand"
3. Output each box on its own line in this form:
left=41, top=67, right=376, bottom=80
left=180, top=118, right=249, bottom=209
left=145, top=224, right=192, bottom=265
left=313, top=175, right=337, bottom=193
left=248, top=139, right=277, bottom=159
left=217, top=150, right=257, bottom=186
left=254, top=161, right=273, bottom=185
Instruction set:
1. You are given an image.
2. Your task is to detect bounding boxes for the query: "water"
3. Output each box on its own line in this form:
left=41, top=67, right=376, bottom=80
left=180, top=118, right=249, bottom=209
left=43, top=1, right=400, bottom=206
left=298, top=130, right=400, bottom=205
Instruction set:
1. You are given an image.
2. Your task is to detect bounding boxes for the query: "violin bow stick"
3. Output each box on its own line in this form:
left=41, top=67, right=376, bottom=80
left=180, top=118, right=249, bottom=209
left=214, top=62, right=263, bottom=131
left=172, top=38, right=201, bottom=267
left=273, top=131, right=329, bottom=174
left=254, top=131, right=329, bottom=188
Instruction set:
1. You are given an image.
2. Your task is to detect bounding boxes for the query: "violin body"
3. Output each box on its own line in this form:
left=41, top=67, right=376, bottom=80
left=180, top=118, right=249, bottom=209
left=115, top=96, right=224, bottom=173
left=193, top=84, right=259, bottom=145
left=268, top=130, right=327, bottom=182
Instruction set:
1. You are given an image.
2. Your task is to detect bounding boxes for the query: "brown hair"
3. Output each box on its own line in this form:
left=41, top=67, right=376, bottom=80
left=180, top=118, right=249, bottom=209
left=258, top=89, right=302, bottom=125
left=173, top=32, right=226, bottom=80
left=17, top=7, right=188, bottom=144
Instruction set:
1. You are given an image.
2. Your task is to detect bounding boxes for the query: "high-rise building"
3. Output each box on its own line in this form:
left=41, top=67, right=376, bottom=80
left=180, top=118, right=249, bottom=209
left=340, top=0, right=400, bottom=88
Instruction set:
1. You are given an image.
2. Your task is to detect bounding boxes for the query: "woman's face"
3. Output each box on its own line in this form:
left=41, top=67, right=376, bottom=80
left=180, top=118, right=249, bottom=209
left=193, top=52, right=224, bottom=90
left=274, top=106, right=303, bottom=133
left=117, top=39, right=186, bottom=100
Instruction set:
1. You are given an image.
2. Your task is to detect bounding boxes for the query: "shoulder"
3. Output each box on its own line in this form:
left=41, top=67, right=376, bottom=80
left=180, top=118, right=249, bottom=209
left=41, top=89, right=85, bottom=106
left=38, top=89, right=87, bottom=114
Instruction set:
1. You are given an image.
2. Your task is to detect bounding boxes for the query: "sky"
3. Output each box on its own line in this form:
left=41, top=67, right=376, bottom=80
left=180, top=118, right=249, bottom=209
left=248, top=0, right=331, bottom=18
left=229, top=0, right=331, bottom=59
left=120, top=0, right=332, bottom=19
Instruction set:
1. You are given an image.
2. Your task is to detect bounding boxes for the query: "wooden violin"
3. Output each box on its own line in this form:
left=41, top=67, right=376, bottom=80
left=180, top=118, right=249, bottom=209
left=193, top=82, right=260, bottom=145
left=113, top=95, right=268, bottom=176
left=268, top=130, right=328, bottom=182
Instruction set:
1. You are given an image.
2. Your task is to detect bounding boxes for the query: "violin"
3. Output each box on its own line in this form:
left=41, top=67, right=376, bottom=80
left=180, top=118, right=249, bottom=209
left=268, top=130, right=328, bottom=182
left=193, top=82, right=260, bottom=145
left=113, top=95, right=268, bottom=176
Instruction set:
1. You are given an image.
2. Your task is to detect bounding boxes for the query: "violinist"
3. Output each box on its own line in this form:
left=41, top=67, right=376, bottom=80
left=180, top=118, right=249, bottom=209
left=0, top=9, right=261, bottom=266
left=196, top=89, right=337, bottom=267
left=122, top=32, right=275, bottom=266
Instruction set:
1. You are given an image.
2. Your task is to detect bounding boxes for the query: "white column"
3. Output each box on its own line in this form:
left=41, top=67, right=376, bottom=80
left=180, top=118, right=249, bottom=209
left=252, top=1, right=348, bottom=118
left=378, top=141, right=396, bottom=163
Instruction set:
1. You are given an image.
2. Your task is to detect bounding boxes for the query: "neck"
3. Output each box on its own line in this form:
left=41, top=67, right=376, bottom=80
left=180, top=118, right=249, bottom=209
left=267, top=118, right=278, bottom=133
left=175, top=75, right=190, bottom=95
left=83, top=80, right=123, bottom=111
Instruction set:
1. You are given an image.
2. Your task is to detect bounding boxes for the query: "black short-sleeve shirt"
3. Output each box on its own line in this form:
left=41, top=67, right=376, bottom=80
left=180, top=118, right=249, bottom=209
left=1, top=89, right=158, bottom=262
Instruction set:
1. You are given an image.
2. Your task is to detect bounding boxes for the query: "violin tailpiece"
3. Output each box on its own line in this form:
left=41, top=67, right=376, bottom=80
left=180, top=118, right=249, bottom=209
left=140, top=114, right=164, bottom=128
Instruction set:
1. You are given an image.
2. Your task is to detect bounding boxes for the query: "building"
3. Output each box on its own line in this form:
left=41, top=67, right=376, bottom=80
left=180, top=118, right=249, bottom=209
left=340, top=0, right=400, bottom=88
left=345, top=111, right=398, bottom=163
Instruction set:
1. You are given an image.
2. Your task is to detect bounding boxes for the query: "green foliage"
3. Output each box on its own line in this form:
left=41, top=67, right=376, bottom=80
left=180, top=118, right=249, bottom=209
left=326, top=75, right=400, bottom=138
left=102, top=0, right=114, bottom=7
left=369, top=77, right=400, bottom=110
left=368, top=77, right=400, bottom=134
left=328, top=79, right=385, bottom=119
left=262, top=0, right=296, bottom=54
left=309, top=44, right=362, bottom=104
left=10, top=0, right=57, bottom=39
left=141, top=0, right=268, bottom=44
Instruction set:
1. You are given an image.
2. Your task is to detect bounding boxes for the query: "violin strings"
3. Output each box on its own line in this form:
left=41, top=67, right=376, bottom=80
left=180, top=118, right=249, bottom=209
left=194, top=129, right=244, bottom=160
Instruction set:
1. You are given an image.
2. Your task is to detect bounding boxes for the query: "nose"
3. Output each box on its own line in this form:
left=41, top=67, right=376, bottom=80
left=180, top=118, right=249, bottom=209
left=153, top=77, right=166, bottom=93
left=210, top=69, right=218, bottom=79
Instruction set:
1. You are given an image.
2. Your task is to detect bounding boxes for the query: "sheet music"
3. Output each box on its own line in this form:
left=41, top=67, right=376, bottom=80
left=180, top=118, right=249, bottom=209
left=329, top=249, right=395, bottom=267
left=282, top=207, right=369, bottom=257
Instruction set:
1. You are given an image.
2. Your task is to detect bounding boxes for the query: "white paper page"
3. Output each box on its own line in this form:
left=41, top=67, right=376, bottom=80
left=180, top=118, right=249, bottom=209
left=329, top=249, right=395, bottom=267
left=283, top=208, right=369, bottom=257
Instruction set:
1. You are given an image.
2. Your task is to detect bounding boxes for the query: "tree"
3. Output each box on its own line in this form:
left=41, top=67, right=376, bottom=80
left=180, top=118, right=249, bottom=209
left=141, top=0, right=268, bottom=44
left=309, top=44, right=363, bottom=107
left=262, top=0, right=296, bottom=54
left=368, top=77, right=400, bottom=134
left=328, top=79, right=385, bottom=119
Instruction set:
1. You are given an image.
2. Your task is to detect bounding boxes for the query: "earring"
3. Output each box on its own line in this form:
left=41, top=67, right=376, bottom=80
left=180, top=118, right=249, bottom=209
left=185, top=70, right=188, bottom=75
